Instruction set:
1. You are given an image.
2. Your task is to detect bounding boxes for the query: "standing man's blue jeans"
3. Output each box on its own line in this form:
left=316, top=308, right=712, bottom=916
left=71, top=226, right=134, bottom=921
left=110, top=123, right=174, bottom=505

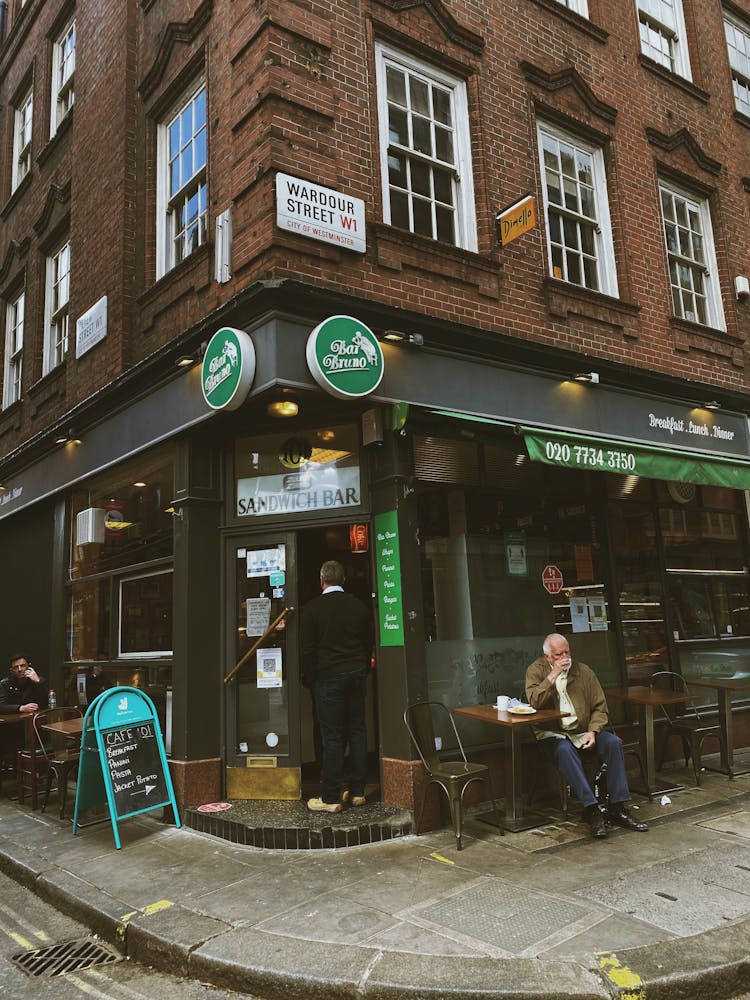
left=539, top=730, right=630, bottom=808
left=315, top=668, right=368, bottom=804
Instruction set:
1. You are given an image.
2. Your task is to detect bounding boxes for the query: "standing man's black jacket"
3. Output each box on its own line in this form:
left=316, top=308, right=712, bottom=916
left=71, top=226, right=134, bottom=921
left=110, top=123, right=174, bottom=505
left=0, top=672, right=47, bottom=714
left=301, top=591, right=373, bottom=687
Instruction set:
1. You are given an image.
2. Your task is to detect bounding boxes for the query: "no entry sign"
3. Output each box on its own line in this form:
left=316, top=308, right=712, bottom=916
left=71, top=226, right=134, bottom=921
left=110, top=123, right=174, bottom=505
left=542, top=565, right=564, bottom=594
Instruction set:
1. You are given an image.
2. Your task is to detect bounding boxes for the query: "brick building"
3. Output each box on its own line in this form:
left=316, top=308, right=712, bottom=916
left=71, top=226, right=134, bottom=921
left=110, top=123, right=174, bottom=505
left=1, top=0, right=749, bottom=815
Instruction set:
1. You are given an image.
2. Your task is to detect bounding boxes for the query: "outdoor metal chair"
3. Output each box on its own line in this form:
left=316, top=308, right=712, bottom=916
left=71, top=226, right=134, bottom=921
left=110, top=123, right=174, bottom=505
left=404, top=701, right=502, bottom=849
left=649, top=671, right=725, bottom=786
left=33, top=707, right=83, bottom=818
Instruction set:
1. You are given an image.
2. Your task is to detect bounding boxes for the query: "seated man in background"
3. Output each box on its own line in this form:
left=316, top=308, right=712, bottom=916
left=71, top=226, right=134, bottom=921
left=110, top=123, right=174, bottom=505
left=525, top=633, right=648, bottom=839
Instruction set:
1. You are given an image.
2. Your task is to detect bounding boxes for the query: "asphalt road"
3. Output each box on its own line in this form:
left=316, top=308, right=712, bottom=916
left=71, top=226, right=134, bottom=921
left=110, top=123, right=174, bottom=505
left=0, top=871, right=256, bottom=999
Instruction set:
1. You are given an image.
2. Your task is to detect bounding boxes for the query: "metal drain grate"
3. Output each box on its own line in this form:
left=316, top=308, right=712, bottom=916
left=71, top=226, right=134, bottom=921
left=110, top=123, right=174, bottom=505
left=12, top=936, right=122, bottom=977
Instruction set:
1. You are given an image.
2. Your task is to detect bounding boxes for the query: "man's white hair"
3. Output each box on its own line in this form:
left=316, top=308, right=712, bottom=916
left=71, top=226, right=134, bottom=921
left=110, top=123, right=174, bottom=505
left=542, top=632, right=568, bottom=656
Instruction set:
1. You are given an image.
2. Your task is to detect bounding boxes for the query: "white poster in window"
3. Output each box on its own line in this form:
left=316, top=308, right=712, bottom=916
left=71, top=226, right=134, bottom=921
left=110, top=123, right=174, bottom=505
left=247, top=547, right=286, bottom=578
left=257, top=647, right=283, bottom=688
left=570, top=598, right=591, bottom=633
left=588, top=597, right=609, bottom=631
left=246, top=598, right=271, bottom=636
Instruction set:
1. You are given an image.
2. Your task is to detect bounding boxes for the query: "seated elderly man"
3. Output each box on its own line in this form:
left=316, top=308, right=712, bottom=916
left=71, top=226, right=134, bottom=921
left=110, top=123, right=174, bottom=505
left=525, top=633, right=648, bottom=839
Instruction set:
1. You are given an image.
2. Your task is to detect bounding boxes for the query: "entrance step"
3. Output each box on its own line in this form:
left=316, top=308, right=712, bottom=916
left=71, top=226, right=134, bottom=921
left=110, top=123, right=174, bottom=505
left=184, top=797, right=412, bottom=850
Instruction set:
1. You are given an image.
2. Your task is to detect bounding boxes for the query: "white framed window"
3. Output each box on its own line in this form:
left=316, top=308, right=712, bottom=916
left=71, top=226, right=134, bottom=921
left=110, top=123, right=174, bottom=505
left=50, top=18, right=75, bottom=137
left=375, top=43, right=477, bottom=251
left=43, top=241, right=70, bottom=374
left=725, top=13, right=750, bottom=117
left=11, top=89, right=33, bottom=191
left=537, top=122, right=618, bottom=296
left=555, top=0, right=589, bottom=16
left=3, top=291, right=24, bottom=408
left=156, top=83, right=207, bottom=278
left=636, top=0, right=691, bottom=79
left=659, top=181, right=725, bottom=330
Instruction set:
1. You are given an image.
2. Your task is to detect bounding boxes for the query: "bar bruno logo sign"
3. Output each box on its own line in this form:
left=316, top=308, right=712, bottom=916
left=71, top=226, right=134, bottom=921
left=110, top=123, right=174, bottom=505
left=201, top=327, right=256, bottom=410
left=306, top=315, right=384, bottom=399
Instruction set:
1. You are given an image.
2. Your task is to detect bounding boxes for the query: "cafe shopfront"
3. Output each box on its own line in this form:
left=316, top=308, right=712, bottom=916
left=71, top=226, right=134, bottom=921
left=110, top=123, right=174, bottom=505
left=1, top=309, right=749, bottom=809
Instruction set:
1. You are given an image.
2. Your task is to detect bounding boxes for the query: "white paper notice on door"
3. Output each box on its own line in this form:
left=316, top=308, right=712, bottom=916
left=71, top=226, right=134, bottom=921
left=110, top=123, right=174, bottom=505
left=247, top=547, right=285, bottom=578
left=257, top=647, right=283, bottom=688
left=247, top=598, right=272, bottom=636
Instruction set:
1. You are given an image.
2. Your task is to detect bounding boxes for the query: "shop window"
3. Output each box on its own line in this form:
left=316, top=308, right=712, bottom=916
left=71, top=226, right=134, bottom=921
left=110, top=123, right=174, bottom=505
left=43, top=240, right=70, bottom=374
left=156, top=82, right=207, bottom=278
left=725, top=12, right=750, bottom=117
left=537, top=121, right=618, bottom=295
left=636, top=0, right=691, bottom=79
left=234, top=424, right=361, bottom=519
left=11, top=88, right=33, bottom=192
left=3, top=290, right=24, bottom=408
left=374, top=43, right=477, bottom=251
left=119, top=570, right=173, bottom=656
left=659, top=181, right=724, bottom=330
left=50, top=18, right=75, bottom=137
left=69, top=578, right=110, bottom=662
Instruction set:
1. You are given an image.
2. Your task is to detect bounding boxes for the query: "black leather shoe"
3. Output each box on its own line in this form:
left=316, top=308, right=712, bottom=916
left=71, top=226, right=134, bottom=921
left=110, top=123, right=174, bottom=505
left=583, top=804, right=608, bottom=839
left=608, top=804, right=648, bottom=832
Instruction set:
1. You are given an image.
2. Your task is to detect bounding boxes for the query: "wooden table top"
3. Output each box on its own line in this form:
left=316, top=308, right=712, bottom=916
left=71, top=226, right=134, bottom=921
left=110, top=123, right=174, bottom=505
left=39, top=717, right=83, bottom=736
left=453, top=704, right=570, bottom=728
left=0, top=713, right=32, bottom=725
left=606, top=686, right=695, bottom=707
left=688, top=676, right=750, bottom=692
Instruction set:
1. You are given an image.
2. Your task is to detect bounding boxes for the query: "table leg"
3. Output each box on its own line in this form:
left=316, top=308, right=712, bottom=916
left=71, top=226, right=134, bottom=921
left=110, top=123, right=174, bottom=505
left=702, top=689, right=750, bottom=778
left=644, top=704, right=656, bottom=796
left=477, top=728, right=555, bottom=832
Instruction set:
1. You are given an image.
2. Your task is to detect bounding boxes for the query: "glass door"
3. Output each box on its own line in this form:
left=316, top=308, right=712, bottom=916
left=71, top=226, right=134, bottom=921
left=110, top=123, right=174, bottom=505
left=225, top=533, right=299, bottom=764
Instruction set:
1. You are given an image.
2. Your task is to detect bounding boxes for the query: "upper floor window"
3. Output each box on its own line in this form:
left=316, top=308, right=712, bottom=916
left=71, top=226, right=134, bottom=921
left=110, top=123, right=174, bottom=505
left=43, top=241, right=70, bottom=374
left=156, top=83, right=207, bottom=278
left=50, top=18, right=76, bottom=137
left=659, top=181, right=724, bottom=330
left=3, top=291, right=24, bottom=408
left=11, top=89, right=33, bottom=192
left=636, top=0, right=691, bottom=79
left=375, top=43, right=477, bottom=251
left=725, top=13, right=750, bottom=117
left=555, top=0, right=589, bottom=15
left=537, top=122, right=618, bottom=296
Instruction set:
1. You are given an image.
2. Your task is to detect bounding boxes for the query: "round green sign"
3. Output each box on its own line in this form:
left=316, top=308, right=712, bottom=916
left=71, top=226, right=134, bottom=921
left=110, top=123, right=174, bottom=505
left=306, top=315, right=384, bottom=399
left=201, top=327, right=256, bottom=411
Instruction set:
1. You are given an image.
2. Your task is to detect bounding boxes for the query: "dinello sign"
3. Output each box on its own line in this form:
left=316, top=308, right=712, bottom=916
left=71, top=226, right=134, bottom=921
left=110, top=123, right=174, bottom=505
left=201, top=327, right=256, bottom=410
left=306, top=315, right=384, bottom=399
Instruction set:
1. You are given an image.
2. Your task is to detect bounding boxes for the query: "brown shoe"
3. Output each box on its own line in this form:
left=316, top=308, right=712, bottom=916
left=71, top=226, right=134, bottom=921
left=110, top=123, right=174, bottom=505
left=307, top=797, right=342, bottom=813
left=342, top=790, right=366, bottom=807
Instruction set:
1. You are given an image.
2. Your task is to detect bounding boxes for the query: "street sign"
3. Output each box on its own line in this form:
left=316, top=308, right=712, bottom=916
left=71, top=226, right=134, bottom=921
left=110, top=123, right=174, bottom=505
left=542, top=564, right=564, bottom=594
left=72, top=687, right=180, bottom=849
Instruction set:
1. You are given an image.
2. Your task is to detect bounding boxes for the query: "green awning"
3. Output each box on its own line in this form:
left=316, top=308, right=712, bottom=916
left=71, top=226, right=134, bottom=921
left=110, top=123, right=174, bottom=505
left=524, top=427, right=750, bottom=490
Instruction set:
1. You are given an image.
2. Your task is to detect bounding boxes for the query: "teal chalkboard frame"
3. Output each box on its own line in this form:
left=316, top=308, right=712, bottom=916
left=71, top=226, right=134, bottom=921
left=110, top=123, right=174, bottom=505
left=72, top=686, right=180, bottom=849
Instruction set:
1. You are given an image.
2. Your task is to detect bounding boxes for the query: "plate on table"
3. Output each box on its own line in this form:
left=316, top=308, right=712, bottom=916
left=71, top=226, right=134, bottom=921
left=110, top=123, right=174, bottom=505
left=508, top=705, right=535, bottom=715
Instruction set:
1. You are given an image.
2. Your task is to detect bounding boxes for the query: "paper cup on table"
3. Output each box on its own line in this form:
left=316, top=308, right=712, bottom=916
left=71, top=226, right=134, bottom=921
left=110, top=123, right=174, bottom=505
left=496, top=695, right=510, bottom=711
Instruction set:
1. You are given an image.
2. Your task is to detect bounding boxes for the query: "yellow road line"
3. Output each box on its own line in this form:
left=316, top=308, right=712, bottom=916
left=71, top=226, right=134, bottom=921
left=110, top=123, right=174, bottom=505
left=598, top=952, right=646, bottom=999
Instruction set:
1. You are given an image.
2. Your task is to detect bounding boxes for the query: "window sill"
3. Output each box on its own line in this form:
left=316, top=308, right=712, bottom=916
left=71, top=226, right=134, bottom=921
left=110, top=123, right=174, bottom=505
left=638, top=56, right=709, bottom=103
left=37, top=107, right=74, bottom=168
left=527, top=0, right=608, bottom=43
left=0, top=172, right=31, bottom=221
left=733, top=110, right=750, bottom=132
left=669, top=315, right=739, bottom=344
left=543, top=277, right=640, bottom=336
left=372, top=223, right=501, bottom=299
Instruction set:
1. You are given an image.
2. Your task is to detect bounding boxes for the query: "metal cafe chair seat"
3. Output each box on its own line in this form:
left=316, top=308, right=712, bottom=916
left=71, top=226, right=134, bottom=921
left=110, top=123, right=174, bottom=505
left=404, top=701, right=503, bottom=850
left=649, top=671, right=725, bottom=786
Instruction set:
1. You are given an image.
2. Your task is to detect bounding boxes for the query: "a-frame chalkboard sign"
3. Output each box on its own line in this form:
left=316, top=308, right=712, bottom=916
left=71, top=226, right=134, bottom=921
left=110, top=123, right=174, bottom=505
left=72, top=687, right=180, bottom=848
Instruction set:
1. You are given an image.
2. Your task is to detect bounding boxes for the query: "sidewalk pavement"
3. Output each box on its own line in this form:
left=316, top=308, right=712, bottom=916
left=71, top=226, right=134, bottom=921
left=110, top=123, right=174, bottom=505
left=1, top=762, right=750, bottom=1000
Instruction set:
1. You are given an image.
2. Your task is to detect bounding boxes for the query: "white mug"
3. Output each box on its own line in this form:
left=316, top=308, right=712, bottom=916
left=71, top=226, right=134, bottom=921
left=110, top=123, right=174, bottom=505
left=496, top=695, right=510, bottom=711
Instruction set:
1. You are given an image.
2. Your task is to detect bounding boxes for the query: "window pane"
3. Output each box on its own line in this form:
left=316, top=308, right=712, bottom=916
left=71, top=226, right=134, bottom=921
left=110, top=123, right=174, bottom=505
left=388, top=152, right=407, bottom=188
left=386, top=66, right=406, bottom=105
left=432, top=87, right=452, bottom=126
left=434, top=125, right=453, bottom=164
left=433, top=168, right=453, bottom=205
left=411, top=161, right=431, bottom=197
left=435, top=204, right=454, bottom=243
left=388, top=107, right=408, bottom=146
left=120, top=572, right=173, bottom=655
left=412, top=116, right=432, bottom=156
left=390, top=188, right=409, bottom=229
left=413, top=198, right=432, bottom=237
left=409, top=77, right=429, bottom=115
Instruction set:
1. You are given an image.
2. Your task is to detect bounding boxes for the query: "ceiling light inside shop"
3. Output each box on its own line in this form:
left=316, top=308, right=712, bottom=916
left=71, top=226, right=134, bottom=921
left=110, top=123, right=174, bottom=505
left=133, top=481, right=147, bottom=488
left=618, top=474, right=640, bottom=498
left=309, top=448, right=350, bottom=464
left=514, top=453, right=526, bottom=466
left=317, top=429, right=335, bottom=442
left=267, top=400, right=299, bottom=418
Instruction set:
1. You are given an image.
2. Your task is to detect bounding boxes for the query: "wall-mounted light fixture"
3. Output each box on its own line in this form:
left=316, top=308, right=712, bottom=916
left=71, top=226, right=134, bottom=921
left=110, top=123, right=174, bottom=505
left=267, top=399, right=299, bottom=418
left=54, top=428, right=81, bottom=445
left=381, top=330, right=424, bottom=346
left=175, top=355, right=195, bottom=368
left=735, top=276, right=750, bottom=301
left=702, top=400, right=720, bottom=410
left=573, top=372, right=600, bottom=384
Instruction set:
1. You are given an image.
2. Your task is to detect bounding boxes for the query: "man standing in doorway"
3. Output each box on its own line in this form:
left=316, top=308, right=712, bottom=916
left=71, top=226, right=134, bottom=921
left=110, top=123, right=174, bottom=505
left=301, top=560, right=373, bottom=813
